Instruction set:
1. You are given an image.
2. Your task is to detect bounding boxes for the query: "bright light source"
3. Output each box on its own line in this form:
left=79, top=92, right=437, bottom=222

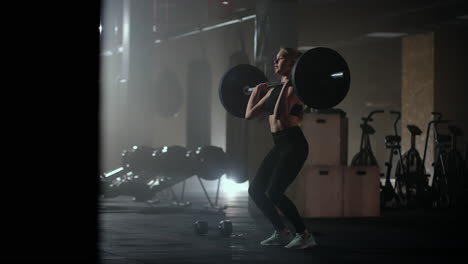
left=99, top=23, right=102, bottom=34
left=103, top=167, right=124, bottom=178
left=222, top=1, right=229, bottom=5
left=221, top=174, right=249, bottom=197
left=170, top=29, right=201, bottom=40
left=331, top=72, right=343, bottom=79
left=297, top=46, right=316, bottom=51
left=158, top=14, right=256, bottom=43
left=101, top=50, right=113, bottom=56
left=365, top=32, right=408, bottom=38
left=202, top=19, right=240, bottom=31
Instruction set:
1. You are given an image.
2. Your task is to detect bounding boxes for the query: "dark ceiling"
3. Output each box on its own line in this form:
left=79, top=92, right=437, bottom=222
left=151, top=0, right=468, bottom=46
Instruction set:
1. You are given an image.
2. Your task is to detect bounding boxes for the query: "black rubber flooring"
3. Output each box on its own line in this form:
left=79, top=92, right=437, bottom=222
left=99, top=191, right=468, bottom=264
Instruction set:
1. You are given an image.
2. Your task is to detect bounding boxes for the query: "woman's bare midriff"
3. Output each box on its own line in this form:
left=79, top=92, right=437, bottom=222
left=269, top=115, right=303, bottom=132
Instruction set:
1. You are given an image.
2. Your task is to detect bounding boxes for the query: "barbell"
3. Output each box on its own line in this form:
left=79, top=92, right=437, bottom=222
left=219, top=47, right=351, bottom=118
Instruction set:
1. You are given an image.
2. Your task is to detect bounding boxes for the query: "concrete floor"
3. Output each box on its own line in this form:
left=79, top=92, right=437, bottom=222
left=99, top=191, right=467, bottom=264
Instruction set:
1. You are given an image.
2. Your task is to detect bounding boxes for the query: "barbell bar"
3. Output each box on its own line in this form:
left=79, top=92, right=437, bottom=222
left=242, top=71, right=345, bottom=94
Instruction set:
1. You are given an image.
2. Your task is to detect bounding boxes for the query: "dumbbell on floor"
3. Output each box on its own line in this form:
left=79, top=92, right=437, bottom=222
left=194, top=220, right=233, bottom=237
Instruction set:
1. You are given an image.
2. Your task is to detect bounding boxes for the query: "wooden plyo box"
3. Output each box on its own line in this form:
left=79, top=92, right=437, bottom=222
left=301, top=112, right=348, bottom=166
left=283, top=167, right=306, bottom=216
left=343, top=166, right=380, bottom=217
left=285, top=165, right=344, bottom=218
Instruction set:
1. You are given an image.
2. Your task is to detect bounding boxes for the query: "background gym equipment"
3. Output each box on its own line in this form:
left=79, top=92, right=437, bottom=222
left=389, top=112, right=468, bottom=210
left=420, top=112, right=467, bottom=209
left=445, top=125, right=467, bottom=208
left=394, top=124, right=429, bottom=209
left=190, top=146, right=228, bottom=181
left=150, top=145, right=194, bottom=179
left=150, top=145, right=195, bottom=205
left=380, top=111, right=403, bottom=210
left=100, top=145, right=157, bottom=201
left=423, top=113, right=453, bottom=209
left=100, top=145, right=230, bottom=208
left=121, top=145, right=156, bottom=174
left=219, top=47, right=351, bottom=118
left=464, top=143, right=468, bottom=203
left=101, top=145, right=194, bottom=202
left=351, top=110, right=384, bottom=167
left=189, top=145, right=230, bottom=209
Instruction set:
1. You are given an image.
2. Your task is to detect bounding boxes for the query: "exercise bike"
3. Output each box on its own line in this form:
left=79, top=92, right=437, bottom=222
left=421, top=112, right=449, bottom=208
left=380, top=111, right=404, bottom=210
left=351, top=110, right=384, bottom=166
left=445, top=125, right=466, bottom=208
left=423, top=112, right=465, bottom=209
left=394, top=124, right=430, bottom=209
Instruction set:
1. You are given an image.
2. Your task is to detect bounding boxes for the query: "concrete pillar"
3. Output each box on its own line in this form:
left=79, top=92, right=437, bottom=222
left=402, top=32, right=435, bottom=175
left=401, top=26, right=468, bottom=180
left=126, top=0, right=155, bottom=145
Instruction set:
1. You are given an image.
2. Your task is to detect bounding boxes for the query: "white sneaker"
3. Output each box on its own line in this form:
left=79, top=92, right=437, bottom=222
left=260, top=230, right=293, bottom=246
left=284, top=232, right=317, bottom=249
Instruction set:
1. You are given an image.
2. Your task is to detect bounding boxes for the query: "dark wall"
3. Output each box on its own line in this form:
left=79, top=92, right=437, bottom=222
left=186, top=60, right=212, bottom=149
left=334, top=38, right=402, bottom=170
left=434, top=25, right=468, bottom=156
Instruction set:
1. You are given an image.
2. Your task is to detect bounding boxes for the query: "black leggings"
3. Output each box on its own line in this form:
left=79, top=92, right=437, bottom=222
left=248, top=126, right=309, bottom=233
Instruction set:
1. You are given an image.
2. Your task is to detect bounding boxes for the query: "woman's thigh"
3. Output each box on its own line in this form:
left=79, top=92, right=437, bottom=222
left=267, top=145, right=308, bottom=195
left=250, top=147, right=281, bottom=192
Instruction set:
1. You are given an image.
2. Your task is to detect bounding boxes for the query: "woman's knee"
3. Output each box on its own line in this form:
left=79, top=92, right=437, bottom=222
left=266, top=189, right=283, bottom=204
left=248, top=184, right=261, bottom=199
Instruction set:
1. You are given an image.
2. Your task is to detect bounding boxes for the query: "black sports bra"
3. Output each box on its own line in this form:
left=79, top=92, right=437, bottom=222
left=264, top=86, right=303, bottom=117
left=289, top=104, right=304, bottom=117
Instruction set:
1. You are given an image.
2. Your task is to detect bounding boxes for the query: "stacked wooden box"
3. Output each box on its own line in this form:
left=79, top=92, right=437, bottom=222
left=285, top=112, right=380, bottom=218
left=342, top=166, right=380, bottom=217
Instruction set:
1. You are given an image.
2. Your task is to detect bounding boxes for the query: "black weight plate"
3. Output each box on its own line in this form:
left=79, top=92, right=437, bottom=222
left=292, top=47, right=350, bottom=109
left=190, top=145, right=227, bottom=181
left=219, top=64, right=268, bottom=118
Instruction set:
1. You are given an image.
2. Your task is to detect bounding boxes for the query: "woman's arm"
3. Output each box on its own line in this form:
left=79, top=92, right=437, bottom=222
left=245, top=82, right=272, bottom=120
left=273, top=82, right=295, bottom=123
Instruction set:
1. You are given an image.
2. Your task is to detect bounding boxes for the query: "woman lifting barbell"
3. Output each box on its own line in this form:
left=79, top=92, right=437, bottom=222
left=246, top=47, right=317, bottom=249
